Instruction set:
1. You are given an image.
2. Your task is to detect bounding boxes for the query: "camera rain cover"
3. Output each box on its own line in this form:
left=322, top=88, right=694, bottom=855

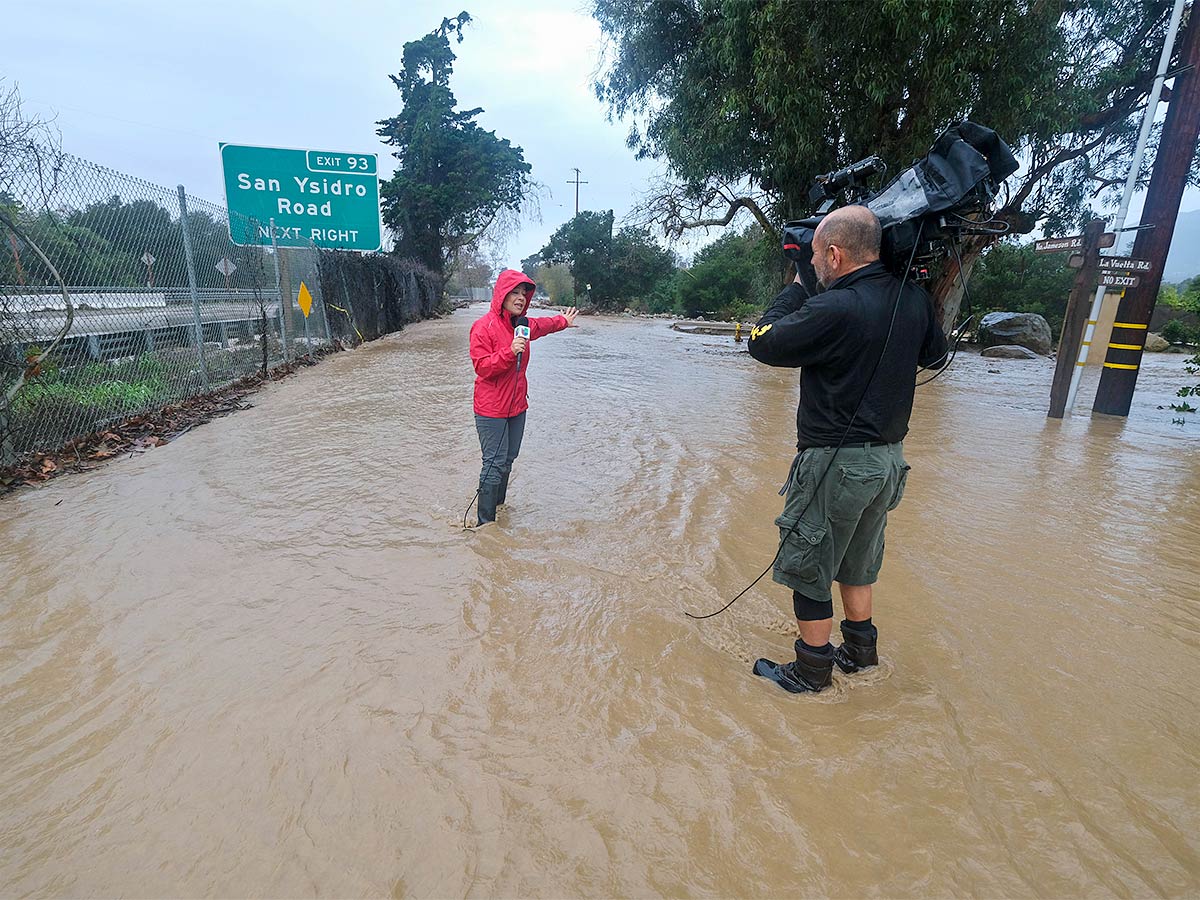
left=868, top=121, right=1017, bottom=227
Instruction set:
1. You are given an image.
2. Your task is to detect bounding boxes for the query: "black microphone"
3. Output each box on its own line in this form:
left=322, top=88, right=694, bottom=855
left=514, top=315, right=530, bottom=372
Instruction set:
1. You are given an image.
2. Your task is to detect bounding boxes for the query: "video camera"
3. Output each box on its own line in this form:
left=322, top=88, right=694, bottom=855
left=783, top=121, right=1019, bottom=294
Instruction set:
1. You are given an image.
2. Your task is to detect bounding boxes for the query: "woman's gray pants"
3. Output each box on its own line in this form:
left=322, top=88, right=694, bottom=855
left=475, top=412, right=526, bottom=486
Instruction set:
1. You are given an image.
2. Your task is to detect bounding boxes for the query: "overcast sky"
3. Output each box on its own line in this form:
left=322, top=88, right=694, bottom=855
left=6, top=0, right=1197, bottom=269
left=6, top=0, right=667, bottom=265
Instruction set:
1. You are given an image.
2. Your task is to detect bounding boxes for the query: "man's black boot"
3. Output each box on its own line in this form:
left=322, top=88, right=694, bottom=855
left=753, top=640, right=834, bottom=694
left=833, top=620, right=878, bottom=673
left=476, top=483, right=499, bottom=527
left=496, top=471, right=510, bottom=508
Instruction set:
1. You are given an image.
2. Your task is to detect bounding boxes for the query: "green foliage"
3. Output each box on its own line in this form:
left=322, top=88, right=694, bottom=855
left=967, top=241, right=1076, bottom=338
left=12, top=353, right=171, bottom=416
left=377, top=12, right=532, bottom=276
left=612, top=225, right=676, bottom=306
left=1160, top=275, right=1200, bottom=313
left=533, top=263, right=574, bottom=305
left=1171, top=351, right=1200, bottom=420
left=592, top=0, right=1188, bottom=237
left=1161, top=318, right=1199, bottom=347
left=534, top=211, right=676, bottom=310
left=674, top=225, right=783, bottom=320
left=0, top=197, right=240, bottom=290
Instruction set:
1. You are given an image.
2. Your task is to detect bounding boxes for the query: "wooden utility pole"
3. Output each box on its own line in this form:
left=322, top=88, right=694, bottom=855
left=1094, top=11, right=1200, bottom=416
left=1049, top=219, right=1107, bottom=418
left=567, top=168, right=588, bottom=217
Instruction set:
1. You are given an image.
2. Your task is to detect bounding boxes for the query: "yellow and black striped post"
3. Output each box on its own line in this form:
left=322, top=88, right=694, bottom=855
left=1094, top=12, right=1200, bottom=416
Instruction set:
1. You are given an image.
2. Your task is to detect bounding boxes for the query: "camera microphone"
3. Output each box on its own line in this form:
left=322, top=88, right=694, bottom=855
left=514, top=316, right=530, bottom=372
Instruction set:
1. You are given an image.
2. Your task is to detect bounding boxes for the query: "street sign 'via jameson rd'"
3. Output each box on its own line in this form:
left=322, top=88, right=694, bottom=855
left=1100, top=272, right=1141, bottom=288
left=1035, top=232, right=1117, bottom=253
left=220, top=143, right=381, bottom=251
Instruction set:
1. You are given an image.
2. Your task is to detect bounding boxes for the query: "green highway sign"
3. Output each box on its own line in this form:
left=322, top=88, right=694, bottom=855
left=220, top=143, right=381, bottom=251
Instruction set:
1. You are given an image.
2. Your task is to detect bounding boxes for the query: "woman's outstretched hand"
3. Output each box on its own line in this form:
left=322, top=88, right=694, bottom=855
left=563, top=307, right=579, bottom=327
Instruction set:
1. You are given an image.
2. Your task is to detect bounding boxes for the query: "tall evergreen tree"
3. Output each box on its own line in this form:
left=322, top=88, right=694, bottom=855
left=377, top=12, right=533, bottom=277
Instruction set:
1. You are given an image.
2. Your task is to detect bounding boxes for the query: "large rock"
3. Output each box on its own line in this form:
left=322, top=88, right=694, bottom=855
left=980, top=344, right=1040, bottom=359
left=1144, top=332, right=1170, bottom=352
left=978, top=312, right=1053, bottom=356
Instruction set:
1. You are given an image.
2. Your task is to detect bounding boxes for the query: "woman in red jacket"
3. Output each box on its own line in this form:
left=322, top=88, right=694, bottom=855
left=469, top=269, right=576, bottom=526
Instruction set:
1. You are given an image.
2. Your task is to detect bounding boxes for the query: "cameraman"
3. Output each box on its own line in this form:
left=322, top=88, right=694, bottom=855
left=747, top=205, right=947, bottom=695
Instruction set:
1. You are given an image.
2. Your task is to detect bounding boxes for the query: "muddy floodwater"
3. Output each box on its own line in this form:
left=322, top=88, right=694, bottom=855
left=2, top=305, right=1198, bottom=897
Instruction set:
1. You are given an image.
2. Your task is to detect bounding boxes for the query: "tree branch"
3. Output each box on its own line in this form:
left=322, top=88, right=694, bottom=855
left=676, top=195, right=775, bottom=235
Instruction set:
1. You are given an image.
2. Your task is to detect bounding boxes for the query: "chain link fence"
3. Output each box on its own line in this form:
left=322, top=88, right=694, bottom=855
left=1, top=150, right=334, bottom=465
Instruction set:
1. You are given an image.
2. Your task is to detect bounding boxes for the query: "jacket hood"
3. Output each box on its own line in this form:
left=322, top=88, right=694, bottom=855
left=491, top=269, right=535, bottom=319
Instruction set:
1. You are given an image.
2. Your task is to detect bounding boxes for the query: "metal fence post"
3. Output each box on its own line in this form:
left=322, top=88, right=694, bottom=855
left=270, top=218, right=289, bottom=362
left=177, top=185, right=210, bottom=391
left=0, top=407, right=15, bottom=468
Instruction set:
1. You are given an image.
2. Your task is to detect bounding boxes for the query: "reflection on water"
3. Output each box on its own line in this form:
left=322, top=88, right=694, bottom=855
left=2, top=306, right=1198, bottom=896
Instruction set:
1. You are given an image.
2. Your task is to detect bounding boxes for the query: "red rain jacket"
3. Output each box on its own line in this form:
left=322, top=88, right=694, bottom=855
left=469, top=269, right=568, bottom=417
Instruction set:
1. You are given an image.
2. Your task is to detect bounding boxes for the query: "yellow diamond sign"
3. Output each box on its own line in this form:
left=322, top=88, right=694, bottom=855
left=297, top=281, right=313, bottom=318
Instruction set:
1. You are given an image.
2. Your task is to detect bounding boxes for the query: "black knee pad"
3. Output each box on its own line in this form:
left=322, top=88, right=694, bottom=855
left=793, top=590, right=833, bottom=621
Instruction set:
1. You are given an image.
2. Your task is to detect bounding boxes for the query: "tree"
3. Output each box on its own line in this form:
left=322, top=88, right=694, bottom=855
left=533, top=263, right=574, bottom=305
left=535, top=211, right=678, bottom=310
left=674, top=225, right=780, bottom=319
left=611, top=225, right=676, bottom=307
left=592, top=0, right=1198, bottom=324
left=445, top=246, right=493, bottom=297
left=538, top=210, right=617, bottom=305
left=377, top=12, right=533, bottom=277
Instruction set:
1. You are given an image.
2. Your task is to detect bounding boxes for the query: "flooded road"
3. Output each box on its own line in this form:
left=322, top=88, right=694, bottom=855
left=2, top=304, right=1198, bottom=897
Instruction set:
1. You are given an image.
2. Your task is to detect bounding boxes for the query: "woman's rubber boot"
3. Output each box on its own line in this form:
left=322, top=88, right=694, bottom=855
left=476, top=483, right=499, bottom=527
left=833, top=620, right=878, bottom=673
left=753, top=641, right=834, bottom=694
left=496, top=472, right=510, bottom=509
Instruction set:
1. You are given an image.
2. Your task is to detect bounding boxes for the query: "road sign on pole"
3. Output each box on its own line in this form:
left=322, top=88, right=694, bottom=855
left=1096, top=255, right=1154, bottom=272
left=141, top=251, right=155, bottom=288
left=1068, top=253, right=1155, bottom=272
left=1035, top=232, right=1117, bottom=253
left=297, top=282, right=313, bottom=318
left=1100, top=272, right=1141, bottom=288
left=220, top=143, right=381, bottom=251
left=215, top=256, right=236, bottom=291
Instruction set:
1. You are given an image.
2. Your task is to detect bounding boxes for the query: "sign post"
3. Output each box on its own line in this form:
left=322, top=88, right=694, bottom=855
left=220, top=143, right=381, bottom=251
left=141, top=251, right=156, bottom=288
left=1037, top=224, right=1158, bottom=417
left=1047, top=220, right=1106, bottom=419
left=215, top=256, right=236, bottom=292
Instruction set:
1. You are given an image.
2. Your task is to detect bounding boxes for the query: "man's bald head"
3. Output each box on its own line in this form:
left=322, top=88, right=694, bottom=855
left=809, top=205, right=881, bottom=287
left=815, top=205, right=881, bottom=265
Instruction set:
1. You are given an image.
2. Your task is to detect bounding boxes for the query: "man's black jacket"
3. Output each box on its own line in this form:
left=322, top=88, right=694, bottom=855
left=747, top=261, right=947, bottom=449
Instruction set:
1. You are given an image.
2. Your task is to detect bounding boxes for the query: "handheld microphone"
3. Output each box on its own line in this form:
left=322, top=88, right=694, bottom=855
left=514, top=316, right=530, bottom=372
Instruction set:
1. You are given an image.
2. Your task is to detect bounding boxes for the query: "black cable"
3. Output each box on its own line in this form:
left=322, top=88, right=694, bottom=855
left=685, top=223, right=925, bottom=620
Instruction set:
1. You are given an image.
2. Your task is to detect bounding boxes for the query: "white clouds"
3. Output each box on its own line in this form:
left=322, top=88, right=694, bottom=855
left=5, top=0, right=664, bottom=264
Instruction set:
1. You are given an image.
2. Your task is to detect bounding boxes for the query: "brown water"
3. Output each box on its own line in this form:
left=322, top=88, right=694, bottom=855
left=2, top=306, right=1198, bottom=898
